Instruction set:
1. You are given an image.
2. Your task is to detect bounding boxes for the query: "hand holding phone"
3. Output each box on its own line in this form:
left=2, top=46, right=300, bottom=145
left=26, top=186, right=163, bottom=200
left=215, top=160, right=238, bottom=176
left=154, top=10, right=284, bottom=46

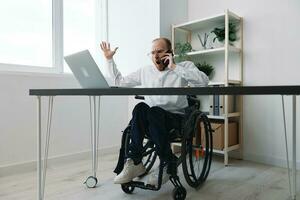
left=161, top=50, right=174, bottom=69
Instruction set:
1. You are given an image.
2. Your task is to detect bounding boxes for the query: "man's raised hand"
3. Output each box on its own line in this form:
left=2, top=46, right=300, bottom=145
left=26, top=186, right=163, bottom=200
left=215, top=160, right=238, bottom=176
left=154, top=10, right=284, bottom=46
left=100, top=41, right=118, bottom=60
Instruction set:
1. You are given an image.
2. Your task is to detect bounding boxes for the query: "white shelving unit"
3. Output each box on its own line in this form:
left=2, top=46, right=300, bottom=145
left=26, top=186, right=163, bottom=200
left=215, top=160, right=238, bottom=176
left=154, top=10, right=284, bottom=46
left=171, top=9, right=243, bottom=165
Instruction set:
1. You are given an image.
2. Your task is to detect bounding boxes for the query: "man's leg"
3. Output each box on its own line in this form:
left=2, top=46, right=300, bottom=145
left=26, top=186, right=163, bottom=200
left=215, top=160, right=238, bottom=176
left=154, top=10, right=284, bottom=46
left=114, top=102, right=149, bottom=184
left=128, top=102, right=150, bottom=164
left=146, top=106, right=183, bottom=186
left=146, top=106, right=182, bottom=162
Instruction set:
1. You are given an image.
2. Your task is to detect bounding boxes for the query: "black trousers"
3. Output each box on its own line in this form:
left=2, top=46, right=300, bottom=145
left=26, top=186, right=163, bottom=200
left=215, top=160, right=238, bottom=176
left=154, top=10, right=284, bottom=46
left=128, top=102, right=183, bottom=165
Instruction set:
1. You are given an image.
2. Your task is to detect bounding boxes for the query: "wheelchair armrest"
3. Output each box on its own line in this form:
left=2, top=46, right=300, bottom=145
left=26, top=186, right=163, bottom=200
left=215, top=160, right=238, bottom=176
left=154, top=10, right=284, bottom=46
left=187, top=95, right=199, bottom=103
left=187, top=95, right=200, bottom=110
left=135, top=95, right=145, bottom=100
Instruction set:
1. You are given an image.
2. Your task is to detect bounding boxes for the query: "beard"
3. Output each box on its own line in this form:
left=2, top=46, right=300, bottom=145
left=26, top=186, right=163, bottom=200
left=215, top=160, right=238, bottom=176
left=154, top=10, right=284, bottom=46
left=155, top=58, right=168, bottom=71
left=155, top=63, right=166, bottom=71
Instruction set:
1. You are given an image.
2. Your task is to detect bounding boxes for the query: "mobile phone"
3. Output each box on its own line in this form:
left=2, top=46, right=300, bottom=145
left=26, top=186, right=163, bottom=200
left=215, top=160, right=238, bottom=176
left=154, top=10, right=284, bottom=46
left=162, top=50, right=173, bottom=68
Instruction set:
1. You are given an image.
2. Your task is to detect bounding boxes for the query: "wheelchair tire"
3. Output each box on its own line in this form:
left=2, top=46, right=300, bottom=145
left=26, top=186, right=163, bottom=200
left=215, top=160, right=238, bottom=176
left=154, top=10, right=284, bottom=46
left=121, top=184, right=135, bottom=194
left=172, top=186, right=186, bottom=200
left=182, top=112, right=213, bottom=188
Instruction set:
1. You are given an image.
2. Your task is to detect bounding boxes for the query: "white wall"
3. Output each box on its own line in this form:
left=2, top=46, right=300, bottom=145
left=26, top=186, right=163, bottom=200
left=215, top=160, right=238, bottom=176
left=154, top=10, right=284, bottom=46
left=106, top=0, right=188, bottom=76
left=106, top=0, right=160, bottom=76
left=0, top=71, right=129, bottom=171
left=159, top=0, right=188, bottom=38
left=0, top=0, right=188, bottom=173
left=188, top=0, right=300, bottom=167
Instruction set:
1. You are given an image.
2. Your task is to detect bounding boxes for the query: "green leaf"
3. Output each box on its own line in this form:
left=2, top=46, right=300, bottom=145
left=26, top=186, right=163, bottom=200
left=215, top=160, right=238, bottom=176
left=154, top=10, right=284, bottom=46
left=195, top=62, right=214, bottom=77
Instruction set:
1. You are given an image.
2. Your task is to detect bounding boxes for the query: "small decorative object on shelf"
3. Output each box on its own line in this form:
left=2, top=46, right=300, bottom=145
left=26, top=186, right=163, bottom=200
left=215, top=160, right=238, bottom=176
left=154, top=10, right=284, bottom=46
left=174, top=42, right=193, bottom=63
left=195, top=62, right=214, bottom=78
left=197, top=33, right=210, bottom=49
left=211, top=23, right=237, bottom=44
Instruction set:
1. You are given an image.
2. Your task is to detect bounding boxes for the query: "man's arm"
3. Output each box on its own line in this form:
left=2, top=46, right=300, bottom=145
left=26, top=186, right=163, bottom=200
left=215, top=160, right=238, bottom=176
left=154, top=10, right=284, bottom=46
left=162, top=53, right=209, bottom=87
left=101, top=41, right=141, bottom=87
left=172, top=61, right=209, bottom=87
left=106, top=59, right=141, bottom=87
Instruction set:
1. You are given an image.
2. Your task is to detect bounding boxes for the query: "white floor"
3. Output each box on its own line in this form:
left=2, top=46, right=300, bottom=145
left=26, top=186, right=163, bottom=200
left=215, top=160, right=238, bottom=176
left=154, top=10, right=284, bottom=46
left=0, top=154, right=299, bottom=200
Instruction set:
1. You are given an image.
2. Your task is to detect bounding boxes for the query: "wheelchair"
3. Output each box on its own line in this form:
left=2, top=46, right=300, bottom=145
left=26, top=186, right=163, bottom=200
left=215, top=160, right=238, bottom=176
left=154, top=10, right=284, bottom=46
left=113, top=96, right=213, bottom=200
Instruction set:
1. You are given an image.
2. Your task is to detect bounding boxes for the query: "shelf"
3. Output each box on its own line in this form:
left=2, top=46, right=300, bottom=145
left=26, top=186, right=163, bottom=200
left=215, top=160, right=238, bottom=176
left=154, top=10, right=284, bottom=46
left=172, top=144, right=240, bottom=154
left=228, top=144, right=240, bottom=151
left=173, top=12, right=241, bottom=31
left=208, top=80, right=242, bottom=85
left=174, top=46, right=241, bottom=58
left=207, top=115, right=226, bottom=120
left=227, top=10, right=241, bottom=21
left=228, top=112, right=241, bottom=118
left=227, top=80, right=242, bottom=85
left=207, top=112, right=241, bottom=119
left=214, top=145, right=241, bottom=153
left=187, top=47, right=227, bottom=56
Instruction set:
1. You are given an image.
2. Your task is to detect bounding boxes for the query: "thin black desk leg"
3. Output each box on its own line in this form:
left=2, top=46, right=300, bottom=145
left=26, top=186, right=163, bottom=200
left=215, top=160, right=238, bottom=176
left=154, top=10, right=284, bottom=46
left=84, top=96, right=101, bottom=188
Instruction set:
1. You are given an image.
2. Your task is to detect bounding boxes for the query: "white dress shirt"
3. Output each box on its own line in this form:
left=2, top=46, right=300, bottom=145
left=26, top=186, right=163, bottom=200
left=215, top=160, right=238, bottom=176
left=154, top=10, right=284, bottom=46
left=106, top=59, right=209, bottom=113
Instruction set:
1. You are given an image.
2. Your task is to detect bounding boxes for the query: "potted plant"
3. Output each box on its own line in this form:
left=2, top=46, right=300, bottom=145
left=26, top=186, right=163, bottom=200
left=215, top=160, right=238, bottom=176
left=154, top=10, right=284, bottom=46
left=195, top=62, right=214, bottom=78
left=211, top=23, right=237, bottom=44
left=174, top=42, right=193, bottom=63
left=174, top=42, right=214, bottom=78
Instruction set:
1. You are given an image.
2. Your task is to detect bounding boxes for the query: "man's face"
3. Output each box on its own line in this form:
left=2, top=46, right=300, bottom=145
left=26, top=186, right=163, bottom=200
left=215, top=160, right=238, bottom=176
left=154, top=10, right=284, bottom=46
left=150, top=40, right=169, bottom=71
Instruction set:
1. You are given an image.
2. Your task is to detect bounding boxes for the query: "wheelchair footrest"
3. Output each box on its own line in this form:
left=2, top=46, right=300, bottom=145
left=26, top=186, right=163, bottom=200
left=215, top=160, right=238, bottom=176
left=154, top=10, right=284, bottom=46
left=124, top=181, right=160, bottom=191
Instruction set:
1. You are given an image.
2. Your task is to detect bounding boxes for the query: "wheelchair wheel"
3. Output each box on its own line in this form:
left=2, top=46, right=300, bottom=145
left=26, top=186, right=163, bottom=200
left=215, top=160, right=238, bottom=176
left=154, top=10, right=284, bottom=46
left=124, top=126, right=157, bottom=177
left=182, top=112, right=213, bottom=188
left=140, top=144, right=157, bottom=177
left=172, top=186, right=186, bottom=200
left=121, top=184, right=135, bottom=194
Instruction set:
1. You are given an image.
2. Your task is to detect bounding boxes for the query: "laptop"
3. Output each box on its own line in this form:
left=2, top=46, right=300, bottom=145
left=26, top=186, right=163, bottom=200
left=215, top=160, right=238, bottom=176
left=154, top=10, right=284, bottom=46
left=64, top=50, right=112, bottom=88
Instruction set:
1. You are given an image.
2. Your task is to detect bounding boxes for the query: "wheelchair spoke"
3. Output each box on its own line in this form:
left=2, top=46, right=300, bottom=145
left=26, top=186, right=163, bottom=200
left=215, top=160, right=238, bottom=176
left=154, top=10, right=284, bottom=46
left=142, top=148, right=155, bottom=157
left=182, top=112, right=213, bottom=188
left=192, top=149, right=203, bottom=178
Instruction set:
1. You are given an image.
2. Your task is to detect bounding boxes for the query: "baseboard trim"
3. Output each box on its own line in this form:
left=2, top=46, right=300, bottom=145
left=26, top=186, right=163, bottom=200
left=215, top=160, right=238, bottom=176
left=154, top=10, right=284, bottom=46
left=2, top=147, right=298, bottom=177
left=0, top=145, right=119, bottom=177
left=244, top=152, right=300, bottom=170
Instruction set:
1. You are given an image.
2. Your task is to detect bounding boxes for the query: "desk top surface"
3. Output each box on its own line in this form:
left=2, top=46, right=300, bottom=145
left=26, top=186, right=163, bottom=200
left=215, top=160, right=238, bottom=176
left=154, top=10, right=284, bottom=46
left=29, top=85, right=300, bottom=96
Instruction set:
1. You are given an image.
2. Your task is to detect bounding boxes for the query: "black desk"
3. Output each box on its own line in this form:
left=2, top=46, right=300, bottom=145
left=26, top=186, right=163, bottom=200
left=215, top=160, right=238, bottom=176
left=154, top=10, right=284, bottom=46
left=30, top=86, right=300, bottom=200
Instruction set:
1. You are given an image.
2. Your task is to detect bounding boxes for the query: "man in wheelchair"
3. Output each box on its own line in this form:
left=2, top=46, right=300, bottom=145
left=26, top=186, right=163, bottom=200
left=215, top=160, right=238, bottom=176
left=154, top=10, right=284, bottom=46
left=100, top=38, right=209, bottom=188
